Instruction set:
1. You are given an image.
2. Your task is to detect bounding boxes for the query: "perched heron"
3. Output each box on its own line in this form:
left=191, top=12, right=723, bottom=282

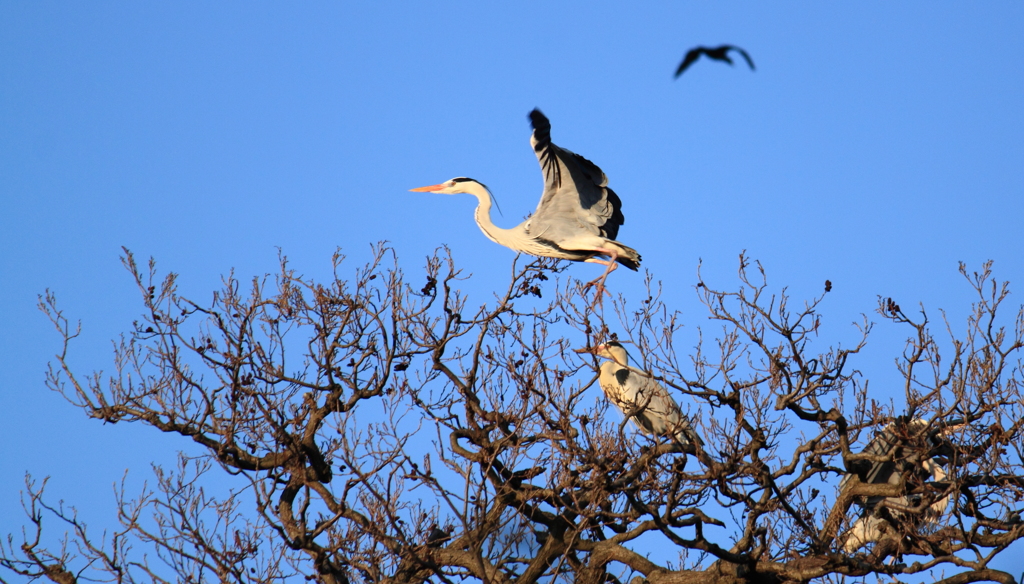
left=674, top=45, right=756, bottom=78
left=840, top=418, right=951, bottom=555
left=577, top=341, right=701, bottom=447
left=411, top=109, right=640, bottom=294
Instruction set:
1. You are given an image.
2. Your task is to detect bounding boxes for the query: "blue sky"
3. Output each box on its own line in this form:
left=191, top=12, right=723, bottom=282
left=2, top=2, right=1023, bottom=578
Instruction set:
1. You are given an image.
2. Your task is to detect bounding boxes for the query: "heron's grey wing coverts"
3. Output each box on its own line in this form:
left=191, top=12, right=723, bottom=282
left=634, top=376, right=702, bottom=446
left=525, top=109, right=625, bottom=242
left=614, top=368, right=701, bottom=446
left=839, top=427, right=900, bottom=510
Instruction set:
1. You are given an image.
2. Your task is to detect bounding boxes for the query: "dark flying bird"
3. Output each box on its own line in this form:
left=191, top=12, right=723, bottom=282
left=675, top=45, right=756, bottom=78
left=840, top=418, right=951, bottom=556
left=577, top=341, right=701, bottom=448
left=411, top=109, right=640, bottom=294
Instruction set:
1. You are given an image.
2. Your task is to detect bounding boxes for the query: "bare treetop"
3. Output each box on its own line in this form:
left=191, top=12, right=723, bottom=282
left=3, top=247, right=1023, bottom=584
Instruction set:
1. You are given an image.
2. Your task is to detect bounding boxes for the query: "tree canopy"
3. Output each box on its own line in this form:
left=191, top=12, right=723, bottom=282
left=3, top=247, right=1023, bottom=584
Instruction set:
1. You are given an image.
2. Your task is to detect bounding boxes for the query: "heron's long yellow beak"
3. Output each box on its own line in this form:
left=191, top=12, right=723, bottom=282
left=410, top=183, right=445, bottom=192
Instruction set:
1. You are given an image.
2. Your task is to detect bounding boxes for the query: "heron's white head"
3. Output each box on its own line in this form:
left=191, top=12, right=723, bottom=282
left=410, top=177, right=487, bottom=195
left=576, top=341, right=630, bottom=367
left=410, top=177, right=502, bottom=216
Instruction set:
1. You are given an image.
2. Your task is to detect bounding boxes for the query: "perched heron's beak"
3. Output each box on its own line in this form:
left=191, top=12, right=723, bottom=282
left=410, top=183, right=445, bottom=192
left=574, top=346, right=597, bottom=355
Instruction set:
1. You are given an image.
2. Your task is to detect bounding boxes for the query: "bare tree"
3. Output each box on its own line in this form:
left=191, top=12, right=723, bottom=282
left=3, top=246, right=1023, bottom=584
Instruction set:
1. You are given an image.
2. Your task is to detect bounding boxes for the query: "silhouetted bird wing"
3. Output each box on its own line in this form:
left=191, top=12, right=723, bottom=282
left=674, top=47, right=706, bottom=78
left=728, top=45, right=756, bottom=70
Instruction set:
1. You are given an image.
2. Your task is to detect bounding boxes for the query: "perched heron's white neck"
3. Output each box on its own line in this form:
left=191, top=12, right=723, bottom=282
left=603, top=345, right=630, bottom=368
left=460, top=182, right=521, bottom=248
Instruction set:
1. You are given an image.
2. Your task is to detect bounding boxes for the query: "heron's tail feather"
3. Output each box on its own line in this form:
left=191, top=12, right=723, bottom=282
left=675, top=426, right=703, bottom=448
left=611, top=242, right=641, bottom=271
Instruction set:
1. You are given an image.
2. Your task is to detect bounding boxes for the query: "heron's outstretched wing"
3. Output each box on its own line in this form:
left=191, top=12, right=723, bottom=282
left=526, top=109, right=624, bottom=241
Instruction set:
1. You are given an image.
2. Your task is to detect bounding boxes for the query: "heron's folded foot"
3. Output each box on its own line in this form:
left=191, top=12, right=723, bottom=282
left=583, top=278, right=612, bottom=307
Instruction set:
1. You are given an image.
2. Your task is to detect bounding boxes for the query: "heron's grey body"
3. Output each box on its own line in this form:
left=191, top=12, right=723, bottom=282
left=589, top=342, right=700, bottom=447
left=841, top=419, right=949, bottom=553
left=411, top=110, right=640, bottom=275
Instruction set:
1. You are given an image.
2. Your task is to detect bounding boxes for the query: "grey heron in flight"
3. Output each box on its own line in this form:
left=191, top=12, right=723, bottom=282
left=674, top=45, right=756, bottom=78
left=411, top=109, right=640, bottom=295
left=840, top=418, right=950, bottom=557
left=577, top=341, right=701, bottom=449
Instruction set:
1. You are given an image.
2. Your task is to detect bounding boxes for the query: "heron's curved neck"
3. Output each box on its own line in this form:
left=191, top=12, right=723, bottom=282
left=463, top=182, right=517, bottom=247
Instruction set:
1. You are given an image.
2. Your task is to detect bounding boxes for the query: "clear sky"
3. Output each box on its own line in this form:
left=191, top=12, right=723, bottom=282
left=2, top=2, right=1023, bottom=578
